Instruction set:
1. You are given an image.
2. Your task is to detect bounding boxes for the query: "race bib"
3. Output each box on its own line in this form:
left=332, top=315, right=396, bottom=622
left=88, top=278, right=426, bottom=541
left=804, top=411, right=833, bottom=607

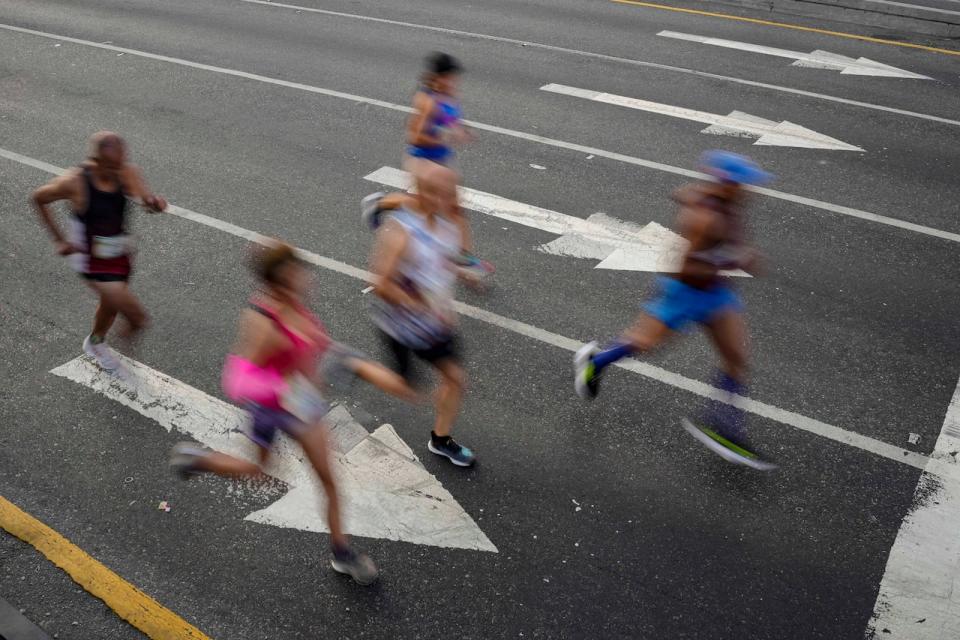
left=279, top=374, right=329, bottom=423
left=91, top=234, right=133, bottom=259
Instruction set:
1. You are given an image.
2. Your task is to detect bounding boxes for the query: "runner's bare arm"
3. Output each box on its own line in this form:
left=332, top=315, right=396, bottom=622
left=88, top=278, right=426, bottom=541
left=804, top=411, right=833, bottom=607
left=371, top=221, right=423, bottom=310
left=232, top=309, right=284, bottom=367
left=122, top=164, right=167, bottom=212
left=378, top=192, right=417, bottom=211
left=31, top=172, right=81, bottom=255
left=407, top=92, right=441, bottom=147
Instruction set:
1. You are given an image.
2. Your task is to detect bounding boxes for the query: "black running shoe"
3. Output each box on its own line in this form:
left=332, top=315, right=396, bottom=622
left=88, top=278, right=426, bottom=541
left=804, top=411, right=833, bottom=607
left=428, top=436, right=476, bottom=467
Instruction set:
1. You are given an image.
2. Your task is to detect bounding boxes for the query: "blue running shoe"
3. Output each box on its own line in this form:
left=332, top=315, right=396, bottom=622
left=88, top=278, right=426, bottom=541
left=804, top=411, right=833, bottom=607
left=428, top=435, right=476, bottom=467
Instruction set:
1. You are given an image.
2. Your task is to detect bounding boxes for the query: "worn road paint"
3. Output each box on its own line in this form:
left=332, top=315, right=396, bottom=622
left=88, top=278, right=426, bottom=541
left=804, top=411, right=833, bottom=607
left=364, top=166, right=748, bottom=275
left=866, top=377, right=960, bottom=638
left=541, top=83, right=865, bottom=151
left=0, top=495, right=210, bottom=639
left=657, top=31, right=930, bottom=79
left=50, top=355, right=497, bottom=552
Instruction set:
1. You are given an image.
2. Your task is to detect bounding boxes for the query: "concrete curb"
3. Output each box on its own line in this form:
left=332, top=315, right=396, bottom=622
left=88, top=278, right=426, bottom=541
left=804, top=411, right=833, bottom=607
left=703, top=0, right=960, bottom=37
left=0, top=598, right=52, bottom=640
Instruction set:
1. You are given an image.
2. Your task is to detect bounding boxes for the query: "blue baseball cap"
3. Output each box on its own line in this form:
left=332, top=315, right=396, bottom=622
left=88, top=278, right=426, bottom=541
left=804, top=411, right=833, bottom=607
left=701, top=150, right=773, bottom=186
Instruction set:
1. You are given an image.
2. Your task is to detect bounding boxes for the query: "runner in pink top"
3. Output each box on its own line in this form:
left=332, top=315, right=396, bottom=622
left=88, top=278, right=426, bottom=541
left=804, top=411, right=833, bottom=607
left=169, top=241, right=419, bottom=585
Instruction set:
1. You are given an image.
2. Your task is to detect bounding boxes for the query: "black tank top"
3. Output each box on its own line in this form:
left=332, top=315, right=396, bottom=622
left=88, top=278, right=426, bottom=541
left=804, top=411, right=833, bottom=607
left=75, top=166, right=127, bottom=237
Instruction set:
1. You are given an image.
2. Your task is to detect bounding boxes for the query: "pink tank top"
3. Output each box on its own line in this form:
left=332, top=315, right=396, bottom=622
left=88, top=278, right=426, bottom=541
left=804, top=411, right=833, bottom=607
left=250, top=299, right=329, bottom=373
left=222, top=299, right=330, bottom=408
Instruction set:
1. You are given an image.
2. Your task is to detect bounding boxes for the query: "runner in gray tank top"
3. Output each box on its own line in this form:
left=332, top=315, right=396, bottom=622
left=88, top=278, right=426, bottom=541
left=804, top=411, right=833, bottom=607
left=370, top=163, right=476, bottom=467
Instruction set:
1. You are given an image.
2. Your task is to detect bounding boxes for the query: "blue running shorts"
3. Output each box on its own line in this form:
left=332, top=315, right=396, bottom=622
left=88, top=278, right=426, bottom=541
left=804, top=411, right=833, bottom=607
left=644, top=277, right=742, bottom=331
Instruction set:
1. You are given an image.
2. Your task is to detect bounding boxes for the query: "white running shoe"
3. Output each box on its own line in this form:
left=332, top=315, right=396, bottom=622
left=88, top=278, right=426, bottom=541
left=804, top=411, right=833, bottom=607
left=82, top=335, right=127, bottom=377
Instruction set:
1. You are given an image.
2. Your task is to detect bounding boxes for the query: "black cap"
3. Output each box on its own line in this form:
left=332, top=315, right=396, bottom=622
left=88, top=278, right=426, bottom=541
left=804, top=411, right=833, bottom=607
left=426, top=51, right=462, bottom=75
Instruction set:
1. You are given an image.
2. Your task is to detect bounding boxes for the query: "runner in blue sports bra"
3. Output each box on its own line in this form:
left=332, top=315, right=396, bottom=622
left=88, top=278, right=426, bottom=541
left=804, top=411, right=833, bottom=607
left=573, top=151, right=777, bottom=471
left=363, top=52, right=493, bottom=284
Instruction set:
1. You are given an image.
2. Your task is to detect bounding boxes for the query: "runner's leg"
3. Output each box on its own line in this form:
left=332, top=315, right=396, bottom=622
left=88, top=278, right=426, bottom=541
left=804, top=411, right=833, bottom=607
left=426, top=356, right=474, bottom=466
left=703, top=308, right=749, bottom=439
left=294, top=423, right=345, bottom=547
left=704, top=308, right=748, bottom=382
left=575, top=314, right=672, bottom=399
left=91, top=298, right=118, bottom=340
left=86, top=280, right=148, bottom=338
left=190, top=451, right=263, bottom=477
left=296, top=422, right=377, bottom=583
left=431, top=358, right=464, bottom=438
left=349, top=357, right=421, bottom=403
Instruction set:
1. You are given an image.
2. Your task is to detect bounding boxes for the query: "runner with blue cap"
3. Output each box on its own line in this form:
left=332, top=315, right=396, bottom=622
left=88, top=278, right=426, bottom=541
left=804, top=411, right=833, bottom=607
left=573, top=151, right=776, bottom=470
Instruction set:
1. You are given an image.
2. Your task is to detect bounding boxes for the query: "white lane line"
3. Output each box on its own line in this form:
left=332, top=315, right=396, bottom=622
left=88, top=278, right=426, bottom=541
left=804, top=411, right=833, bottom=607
left=51, top=355, right=497, bottom=551
left=657, top=31, right=931, bottom=79
left=865, top=0, right=960, bottom=16
left=365, top=166, right=750, bottom=275
left=867, top=376, right=960, bottom=638
left=3, top=147, right=952, bottom=480
left=541, top=83, right=865, bottom=151
left=2, top=24, right=957, bottom=244
left=233, top=0, right=960, bottom=126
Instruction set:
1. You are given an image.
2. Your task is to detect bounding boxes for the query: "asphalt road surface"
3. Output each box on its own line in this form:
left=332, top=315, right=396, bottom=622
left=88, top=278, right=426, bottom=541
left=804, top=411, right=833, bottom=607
left=1, top=0, right=959, bottom=638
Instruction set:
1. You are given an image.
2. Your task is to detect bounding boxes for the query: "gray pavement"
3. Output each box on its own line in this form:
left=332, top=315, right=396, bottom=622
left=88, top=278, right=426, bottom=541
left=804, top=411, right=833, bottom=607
left=0, top=0, right=958, bottom=638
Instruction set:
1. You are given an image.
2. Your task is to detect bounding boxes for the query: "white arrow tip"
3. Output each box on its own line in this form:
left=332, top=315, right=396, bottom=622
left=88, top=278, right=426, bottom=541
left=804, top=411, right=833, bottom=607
left=843, top=58, right=931, bottom=80
left=757, top=121, right=864, bottom=152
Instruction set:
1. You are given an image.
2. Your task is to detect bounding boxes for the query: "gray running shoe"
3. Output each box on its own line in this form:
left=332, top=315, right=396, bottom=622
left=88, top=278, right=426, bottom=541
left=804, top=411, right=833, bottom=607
left=169, top=442, right=208, bottom=480
left=331, top=549, right=379, bottom=586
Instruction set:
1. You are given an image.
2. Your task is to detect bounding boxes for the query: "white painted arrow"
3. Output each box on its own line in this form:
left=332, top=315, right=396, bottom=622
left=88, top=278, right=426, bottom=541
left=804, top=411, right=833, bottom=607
left=50, top=354, right=497, bottom=552
left=364, top=166, right=748, bottom=276
left=541, top=83, right=865, bottom=151
left=657, top=30, right=931, bottom=79
left=867, top=375, right=960, bottom=638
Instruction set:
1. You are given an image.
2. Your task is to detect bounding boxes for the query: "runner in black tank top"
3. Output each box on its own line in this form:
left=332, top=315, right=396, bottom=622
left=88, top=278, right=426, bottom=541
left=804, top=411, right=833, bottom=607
left=72, top=165, right=131, bottom=280
left=32, top=131, right=167, bottom=375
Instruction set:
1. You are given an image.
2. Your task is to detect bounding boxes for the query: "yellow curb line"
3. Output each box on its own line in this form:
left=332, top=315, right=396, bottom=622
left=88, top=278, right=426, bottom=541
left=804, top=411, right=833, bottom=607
left=0, top=495, right=211, bottom=640
left=611, top=0, right=960, bottom=56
